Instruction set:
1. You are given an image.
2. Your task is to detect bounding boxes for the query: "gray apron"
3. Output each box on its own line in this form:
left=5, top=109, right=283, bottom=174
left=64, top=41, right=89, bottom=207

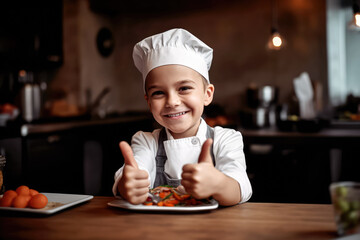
left=153, top=125, right=215, bottom=188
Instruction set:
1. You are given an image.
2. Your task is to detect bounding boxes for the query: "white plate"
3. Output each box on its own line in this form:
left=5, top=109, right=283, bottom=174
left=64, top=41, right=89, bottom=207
left=0, top=193, right=93, bottom=215
left=107, top=198, right=218, bottom=212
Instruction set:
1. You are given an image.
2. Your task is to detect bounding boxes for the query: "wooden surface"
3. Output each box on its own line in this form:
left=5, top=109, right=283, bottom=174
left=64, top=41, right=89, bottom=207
left=0, top=196, right=338, bottom=240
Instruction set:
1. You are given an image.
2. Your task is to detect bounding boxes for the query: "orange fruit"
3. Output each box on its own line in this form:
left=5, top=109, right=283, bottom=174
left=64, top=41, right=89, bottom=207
left=24, top=195, right=32, bottom=207
left=3, top=190, right=18, bottom=199
left=16, top=185, right=30, bottom=196
left=29, top=189, right=39, bottom=197
left=28, top=194, right=48, bottom=209
left=12, top=195, right=31, bottom=208
left=0, top=195, right=17, bottom=207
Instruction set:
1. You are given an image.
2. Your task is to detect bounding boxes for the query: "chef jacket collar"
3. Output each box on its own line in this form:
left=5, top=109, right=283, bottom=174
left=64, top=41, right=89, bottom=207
left=165, top=118, right=208, bottom=144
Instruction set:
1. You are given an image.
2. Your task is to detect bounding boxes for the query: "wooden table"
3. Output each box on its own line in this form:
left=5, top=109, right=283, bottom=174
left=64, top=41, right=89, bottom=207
left=0, top=196, right=339, bottom=240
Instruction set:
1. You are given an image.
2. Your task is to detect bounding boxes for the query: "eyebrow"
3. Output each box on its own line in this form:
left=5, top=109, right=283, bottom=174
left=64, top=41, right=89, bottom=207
left=146, top=79, right=196, bottom=92
left=177, top=79, right=196, bottom=85
left=146, top=83, right=164, bottom=92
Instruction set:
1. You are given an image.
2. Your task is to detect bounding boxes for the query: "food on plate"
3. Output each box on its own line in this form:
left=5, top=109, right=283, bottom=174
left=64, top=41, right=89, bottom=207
left=29, top=194, right=48, bottom=209
left=0, top=185, right=48, bottom=209
left=12, top=195, right=31, bottom=208
left=3, top=190, right=17, bottom=199
left=16, top=185, right=30, bottom=196
left=29, top=189, right=39, bottom=197
left=0, top=193, right=17, bottom=207
left=143, top=185, right=211, bottom=207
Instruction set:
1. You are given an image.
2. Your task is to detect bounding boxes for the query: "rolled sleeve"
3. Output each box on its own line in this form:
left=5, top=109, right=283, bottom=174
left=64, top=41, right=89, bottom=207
left=213, top=127, right=253, bottom=203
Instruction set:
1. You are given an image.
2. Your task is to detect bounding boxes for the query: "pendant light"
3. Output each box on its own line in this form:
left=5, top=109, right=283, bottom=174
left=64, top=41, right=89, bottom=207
left=353, top=0, right=360, bottom=27
left=267, top=0, right=284, bottom=50
left=348, top=0, right=360, bottom=30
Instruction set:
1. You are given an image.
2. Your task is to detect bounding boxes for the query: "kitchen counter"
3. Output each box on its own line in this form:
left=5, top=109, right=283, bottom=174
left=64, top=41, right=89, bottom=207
left=0, top=113, right=153, bottom=139
left=0, top=196, right=338, bottom=240
left=20, top=114, right=152, bottom=136
left=240, top=127, right=360, bottom=147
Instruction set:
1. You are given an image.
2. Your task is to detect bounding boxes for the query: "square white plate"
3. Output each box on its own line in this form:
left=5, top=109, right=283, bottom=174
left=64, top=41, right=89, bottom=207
left=0, top=193, right=93, bottom=215
left=108, top=198, right=218, bottom=212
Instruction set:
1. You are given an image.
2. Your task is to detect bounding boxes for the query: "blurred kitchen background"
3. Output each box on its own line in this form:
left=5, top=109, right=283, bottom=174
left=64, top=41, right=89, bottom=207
left=0, top=0, right=359, bottom=203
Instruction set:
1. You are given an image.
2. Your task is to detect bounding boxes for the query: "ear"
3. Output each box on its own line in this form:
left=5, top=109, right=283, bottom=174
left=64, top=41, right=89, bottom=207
left=144, top=94, right=152, bottom=110
left=204, top=84, right=215, bottom=106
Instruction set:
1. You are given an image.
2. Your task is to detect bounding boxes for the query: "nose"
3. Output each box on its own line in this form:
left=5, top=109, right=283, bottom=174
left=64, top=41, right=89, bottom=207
left=165, top=92, right=181, bottom=107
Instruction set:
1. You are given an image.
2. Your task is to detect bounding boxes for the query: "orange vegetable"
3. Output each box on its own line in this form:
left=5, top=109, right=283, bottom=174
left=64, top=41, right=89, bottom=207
left=159, top=192, right=170, bottom=199
left=173, top=192, right=190, bottom=201
left=157, top=201, right=164, bottom=206
left=164, top=199, right=179, bottom=205
left=182, top=195, right=190, bottom=200
left=143, top=202, right=153, bottom=206
left=173, top=192, right=182, bottom=200
left=164, top=203, right=175, bottom=207
left=28, top=194, right=48, bottom=209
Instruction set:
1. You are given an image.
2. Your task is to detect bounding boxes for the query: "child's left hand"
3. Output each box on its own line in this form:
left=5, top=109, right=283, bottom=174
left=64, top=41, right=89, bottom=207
left=181, top=139, right=222, bottom=199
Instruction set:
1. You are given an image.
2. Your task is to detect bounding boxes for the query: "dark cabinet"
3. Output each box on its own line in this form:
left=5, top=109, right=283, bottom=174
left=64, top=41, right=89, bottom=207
left=23, top=132, right=83, bottom=194
left=0, top=137, right=22, bottom=191
left=0, top=0, right=63, bottom=71
left=245, top=145, right=332, bottom=204
left=242, top=128, right=360, bottom=204
left=21, top=116, right=154, bottom=196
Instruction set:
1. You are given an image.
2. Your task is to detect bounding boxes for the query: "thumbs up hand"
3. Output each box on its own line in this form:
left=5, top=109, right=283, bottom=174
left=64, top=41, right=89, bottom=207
left=117, top=141, right=150, bottom=205
left=120, top=141, right=139, bottom=169
left=181, top=138, right=222, bottom=199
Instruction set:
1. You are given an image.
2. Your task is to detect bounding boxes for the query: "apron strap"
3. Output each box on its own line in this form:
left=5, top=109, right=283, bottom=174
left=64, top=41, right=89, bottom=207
left=206, top=125, right=216, bottom=166
left=154, top=128, right=169, bottom=187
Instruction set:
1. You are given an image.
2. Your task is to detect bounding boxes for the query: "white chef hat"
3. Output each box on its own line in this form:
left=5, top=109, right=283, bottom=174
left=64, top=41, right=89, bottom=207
left=133, top=28, right=213, bottom=88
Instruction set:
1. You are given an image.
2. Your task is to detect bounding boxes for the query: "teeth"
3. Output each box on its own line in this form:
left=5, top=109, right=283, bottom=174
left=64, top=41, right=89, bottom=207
left=167, top=112, right=186, bottom=117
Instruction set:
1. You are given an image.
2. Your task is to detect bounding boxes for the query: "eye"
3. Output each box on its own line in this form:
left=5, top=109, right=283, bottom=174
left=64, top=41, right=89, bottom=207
left=179, top=86, right=192, bottom=92
left=150, top=91, right=164, bottom=97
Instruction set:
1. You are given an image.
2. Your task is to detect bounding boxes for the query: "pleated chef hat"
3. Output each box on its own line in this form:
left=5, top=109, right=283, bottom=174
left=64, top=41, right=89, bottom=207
left=133, top=28, right=213, bottom=88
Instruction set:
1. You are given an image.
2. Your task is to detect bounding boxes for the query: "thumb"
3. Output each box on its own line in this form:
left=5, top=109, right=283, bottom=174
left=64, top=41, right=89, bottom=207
left=119, top=141, right=138, bottom=169
left=198, top=138, right=213, bottom=164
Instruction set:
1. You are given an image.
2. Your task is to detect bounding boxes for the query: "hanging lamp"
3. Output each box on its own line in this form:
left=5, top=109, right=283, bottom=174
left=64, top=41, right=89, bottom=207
left=267, top=0, right=284, bottom=50
left=353, top=0, right=360, bottom=27
left=348, top=0, right=360, bottom=30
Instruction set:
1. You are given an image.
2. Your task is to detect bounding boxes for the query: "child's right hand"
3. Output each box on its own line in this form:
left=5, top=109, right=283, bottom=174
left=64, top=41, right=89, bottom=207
left=117, top=141, right=150, bottom=205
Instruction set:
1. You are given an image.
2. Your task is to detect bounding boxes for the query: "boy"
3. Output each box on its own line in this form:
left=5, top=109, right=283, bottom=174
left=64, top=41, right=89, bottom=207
left=113, top=28, right=252, bottom=206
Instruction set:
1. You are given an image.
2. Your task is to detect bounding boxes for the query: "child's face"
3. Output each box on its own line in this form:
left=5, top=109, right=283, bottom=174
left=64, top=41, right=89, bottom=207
left=144, top=65, right=214, bottom=139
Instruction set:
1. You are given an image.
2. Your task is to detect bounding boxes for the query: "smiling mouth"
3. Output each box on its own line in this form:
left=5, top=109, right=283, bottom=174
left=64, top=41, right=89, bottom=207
left=165, top=111, right=188, bottom=118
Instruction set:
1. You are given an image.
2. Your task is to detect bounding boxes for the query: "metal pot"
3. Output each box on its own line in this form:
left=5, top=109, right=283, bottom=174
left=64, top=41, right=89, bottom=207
left=246, top=85, right=278, bottom=108
left=258, top=86, right=278, bottom=107
left=19, top=71, right=41, bottom=122
left=242, top=85, right=279, bottom=129
left=21, top=83, right=41, bottom=122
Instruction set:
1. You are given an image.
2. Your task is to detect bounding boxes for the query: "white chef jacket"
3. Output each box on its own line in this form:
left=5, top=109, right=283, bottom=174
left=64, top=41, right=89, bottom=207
left=112, top=118, right=252, bottom=203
